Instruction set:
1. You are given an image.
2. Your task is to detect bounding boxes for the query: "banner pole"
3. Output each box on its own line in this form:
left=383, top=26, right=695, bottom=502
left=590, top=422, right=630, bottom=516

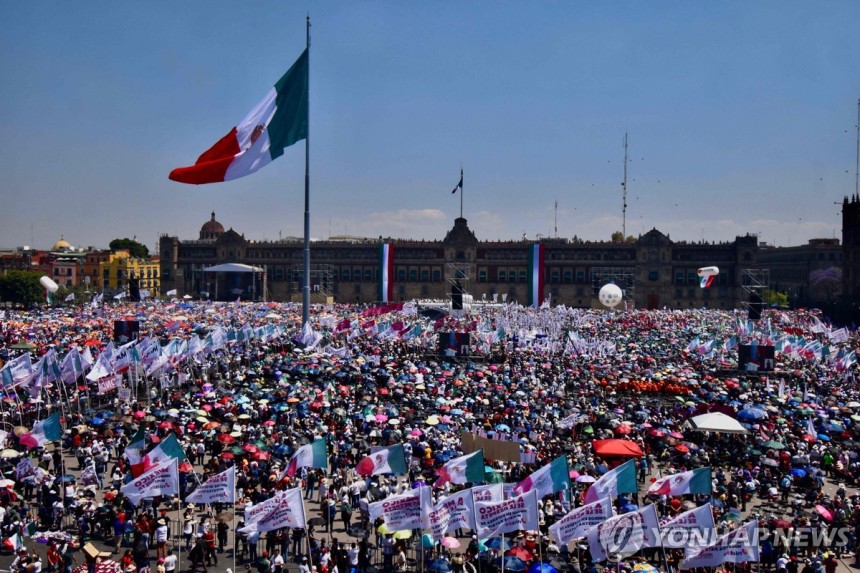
left=301, top=14, right=312, bottom=327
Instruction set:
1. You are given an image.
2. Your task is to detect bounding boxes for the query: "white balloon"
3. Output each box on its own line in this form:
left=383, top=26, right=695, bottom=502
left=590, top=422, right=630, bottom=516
left=39, top=276, right=59, bottom=293
left=598, top=283, right=623, bottom=308
left=697, top=266, right=720, bottom=277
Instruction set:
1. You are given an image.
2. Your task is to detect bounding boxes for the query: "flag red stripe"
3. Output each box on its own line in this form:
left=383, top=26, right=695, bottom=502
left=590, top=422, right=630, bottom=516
left=169, top=127, right=240, bottom=184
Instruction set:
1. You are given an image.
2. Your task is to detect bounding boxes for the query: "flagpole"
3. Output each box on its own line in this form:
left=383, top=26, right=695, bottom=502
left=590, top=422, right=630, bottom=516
left=301, top=14, right=312, bottom=327
left=460, top=166, right=463, bottom=219
left=469, top=489, right=482, bottom=573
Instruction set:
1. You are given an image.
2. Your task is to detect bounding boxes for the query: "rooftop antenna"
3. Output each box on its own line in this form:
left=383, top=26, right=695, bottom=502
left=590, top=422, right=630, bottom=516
left=622, top=131, right=629, bottom=238
left=554, top=199, right=558, bottom=238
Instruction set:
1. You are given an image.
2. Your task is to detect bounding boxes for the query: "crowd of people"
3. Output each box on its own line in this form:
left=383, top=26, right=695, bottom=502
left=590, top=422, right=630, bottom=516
left=0, top=299, right=858, bottom=573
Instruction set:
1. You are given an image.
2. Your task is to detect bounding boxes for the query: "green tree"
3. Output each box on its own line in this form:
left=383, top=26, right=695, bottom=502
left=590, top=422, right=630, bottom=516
left=809, top=266, right=842, bottom=303
left=109, top=237, right=149, bottom=259
left=0, top=270, right=45, bottom=307
left=611, top=231, right=624, bottom=242
left=762, top=289, right=789, bottom=308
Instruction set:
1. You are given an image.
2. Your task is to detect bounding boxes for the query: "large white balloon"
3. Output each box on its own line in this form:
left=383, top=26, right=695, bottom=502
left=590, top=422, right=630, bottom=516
left=598, top=283, right=623, bottom=308
left=697, top=266, right=719, bottom=277
left=39, top=276, right=59, bottom=293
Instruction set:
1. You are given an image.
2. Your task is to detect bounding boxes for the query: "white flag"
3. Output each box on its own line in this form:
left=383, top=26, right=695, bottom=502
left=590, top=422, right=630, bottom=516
left=64, top=293, right=75, bottom=302
left=187, top=466, right=235, bottom=504
left=120, top=458, right=179, bottom=506
left=661, top=504, right=716, bottom=549
left=166, top=289, right=177, bottom=296
left=239, top=488, right=305, bottom=532
left=681, top=521, right=760, bottom=569
left=474, top=490, right=540, bottom=539
left=369, top=488, right=431, bottom=531
left=427, top=484, right=503, bottom=542
left=549, top=497, right=613, bottom=546
left=243, top=490, right=288, bottom=527
left=586, top=504, right=661, bottom=562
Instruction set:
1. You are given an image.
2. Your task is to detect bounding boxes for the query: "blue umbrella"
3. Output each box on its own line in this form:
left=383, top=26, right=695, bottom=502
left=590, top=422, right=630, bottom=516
left=817, top=434, right=831, bottom=442
left=621, top=503, right=639, bottom=513
left=484, top=538, right=512, bottom=550
left=791, top=468, right=807, bottom=478
left=427, top=559, right=452, bottom=573
left=528, top=564, right=558, bottom=573
left=738, top=407, right=768, bottom=420
left=497, top=557, right=527, bottom=572
left=496, top=424, right=511, bottom=432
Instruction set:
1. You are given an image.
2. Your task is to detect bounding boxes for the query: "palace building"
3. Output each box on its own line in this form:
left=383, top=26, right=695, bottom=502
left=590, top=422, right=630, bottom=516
left=159, top=212, right=771, bottom=309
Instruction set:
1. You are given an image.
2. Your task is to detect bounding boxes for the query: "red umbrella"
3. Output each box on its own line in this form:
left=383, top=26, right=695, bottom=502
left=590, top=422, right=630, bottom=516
left=815, top=505, right=833, bottom=521
left=220, top=452, right=235, bottom=460
left=506, top=547, right=533, bottom=561
left=242, top=444, right=258, bottom=453
left=158, top=421, right=174, bottom=430
left=674, top=444, right=690, bottom=454
left=217, top=433, right=235, bottom=444
left=253, top=451, right=270, bottom=461
left=262, top=420, right=275, bottom=427
left=615, top=424, right=633, bottom=435
left=178, top=462, right=194, bottom=473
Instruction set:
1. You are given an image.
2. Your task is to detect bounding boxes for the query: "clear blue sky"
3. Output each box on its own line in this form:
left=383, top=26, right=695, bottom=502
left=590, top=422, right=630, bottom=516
left=1, top=1, right=859, bottom=252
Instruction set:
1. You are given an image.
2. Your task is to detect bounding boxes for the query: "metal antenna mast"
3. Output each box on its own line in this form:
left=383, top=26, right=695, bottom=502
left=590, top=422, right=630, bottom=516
left=855, top=97, right=859, bottom=197
left=622, top=131, right=629, bottom=238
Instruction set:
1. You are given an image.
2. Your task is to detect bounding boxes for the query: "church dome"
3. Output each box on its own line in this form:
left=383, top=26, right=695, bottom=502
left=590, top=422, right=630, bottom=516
left=52, top=236, right=72, bottom=251
left=200, top=211, right=225, bottom=240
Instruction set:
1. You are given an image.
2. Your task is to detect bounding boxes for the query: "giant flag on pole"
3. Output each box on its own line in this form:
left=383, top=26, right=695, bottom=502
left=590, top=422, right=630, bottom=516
left=21, top=412, right=61, bottom=449
left=121, top=458, right=180, bottom=506
left=584, top=459, right=637, bottom=503
left=169, top=50, right=308, bottom=185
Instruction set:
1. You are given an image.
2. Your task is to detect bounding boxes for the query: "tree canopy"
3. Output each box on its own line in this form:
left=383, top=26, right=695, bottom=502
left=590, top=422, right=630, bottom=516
left=109, top=237, right=149, bottom=258
left=0, top=271, right=44, bottom=307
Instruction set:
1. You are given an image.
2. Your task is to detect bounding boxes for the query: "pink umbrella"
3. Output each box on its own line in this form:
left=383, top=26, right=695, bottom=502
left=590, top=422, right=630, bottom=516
left=815, top=505, right=833, bottom=521
left=375, top=414, right=388, bottom=423
left=133, top=411, right=146, bottom=419
left=669, top=431, right=685, bottom=439
left=569, top=470, right=580, bottom=479
left=441, top=537, right=461, bottom=549
left=410, top=429, right=422, bottom=437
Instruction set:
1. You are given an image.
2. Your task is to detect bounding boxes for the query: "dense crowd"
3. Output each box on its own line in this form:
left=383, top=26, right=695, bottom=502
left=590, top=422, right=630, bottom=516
left=0, top=300, right=858, bottom=573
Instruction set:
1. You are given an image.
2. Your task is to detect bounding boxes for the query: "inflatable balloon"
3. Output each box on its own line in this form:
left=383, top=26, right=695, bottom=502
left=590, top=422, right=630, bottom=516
left=697, top=266, right=719, bottom=288
left=598, top=283, right=623, bottom=308
left=39, top=276, right=59, bottom=293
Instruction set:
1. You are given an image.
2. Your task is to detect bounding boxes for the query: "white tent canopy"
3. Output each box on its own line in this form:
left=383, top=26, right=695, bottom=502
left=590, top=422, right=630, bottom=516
left=689, top=412, right=749, bottom=434
left=202, top=263, right=263, bottom=273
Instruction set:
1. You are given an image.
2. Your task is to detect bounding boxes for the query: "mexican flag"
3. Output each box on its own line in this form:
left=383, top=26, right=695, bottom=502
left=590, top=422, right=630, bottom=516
left=132, top=433, right=186, bottom=477
left=169, top=50, right=308, bottom=185
left=124, top=426, right=146, bottom=465
left=584, top=459, right=637, bottom=503
left=434, top=450, right=484, bottom=487
left=2, top=533, right=23, bottom=552
left=648, top=467, right=712, bottom=496
left=285, top=438, right=327, bottom=478
left=514, top=455, right=570, bottom=500
left=356, top=444, right=408, bottom=477
left=21, top=412, right=61, bottom=449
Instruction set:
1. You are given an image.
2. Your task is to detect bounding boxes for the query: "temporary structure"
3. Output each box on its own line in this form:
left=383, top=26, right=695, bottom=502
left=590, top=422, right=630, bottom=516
left=689, top=412, right=748, bottom=434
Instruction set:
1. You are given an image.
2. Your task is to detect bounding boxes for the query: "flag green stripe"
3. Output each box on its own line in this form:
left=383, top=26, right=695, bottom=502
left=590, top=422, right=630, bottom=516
left=268, top=49, right=309, bottom=160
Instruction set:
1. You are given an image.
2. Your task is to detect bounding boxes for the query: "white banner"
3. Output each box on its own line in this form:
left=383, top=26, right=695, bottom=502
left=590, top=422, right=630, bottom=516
left=98, top=374, right=120, bottom=394
left=661, top=504, right=716, bottom=549
left=120, top=458, right=179, bottom=506
left=187, top=466, right=235, bottom=504
left=474, top=490, right=540, bottom=539
left=243, top=491, right=287, bottom=527
left=549, top=497, right=613, bottom=546
left=15, top=458, right=35, bottom=480
left=586, top=504, right=661, bottom=562
left=427, top=484, right=504, bottom=542
left=239, top=488, right=306, bottom=532
left=369, top=488, right=431, bottom=531
left=681, top=521, right=760, bottom=569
